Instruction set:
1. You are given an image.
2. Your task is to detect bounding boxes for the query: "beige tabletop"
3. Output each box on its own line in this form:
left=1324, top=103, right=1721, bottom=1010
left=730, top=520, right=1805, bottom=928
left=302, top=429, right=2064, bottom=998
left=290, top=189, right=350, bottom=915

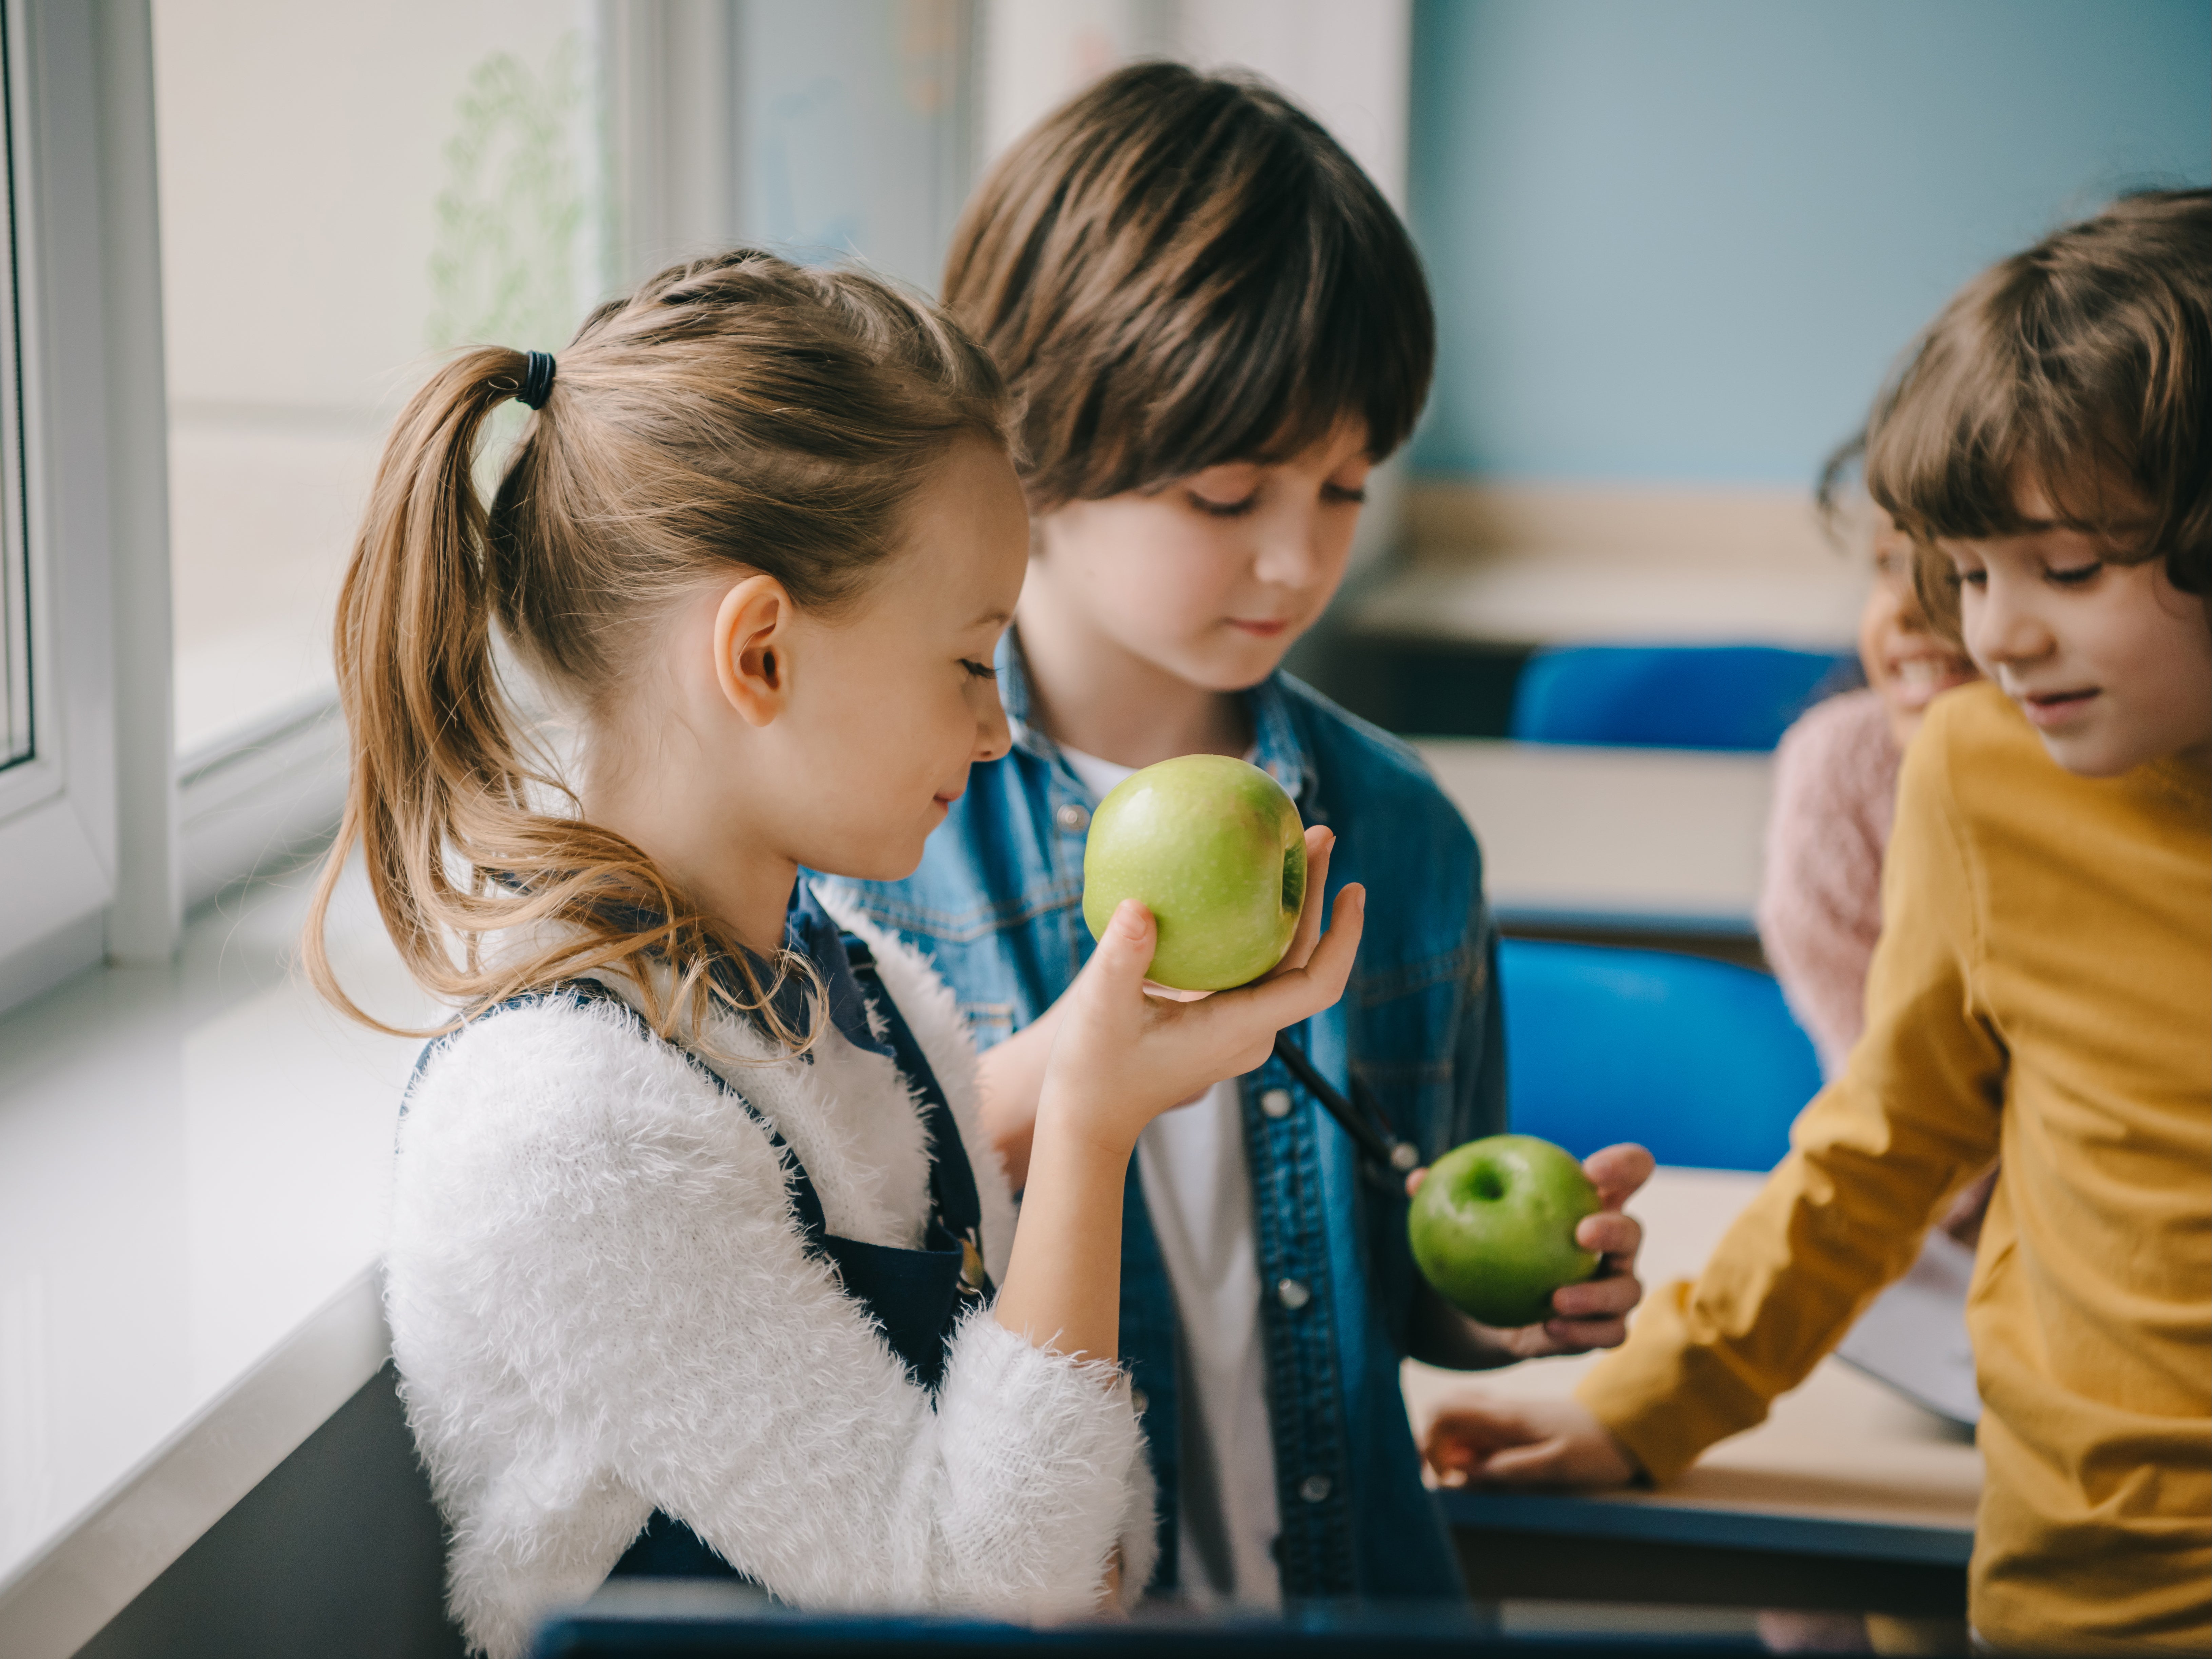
left=1348, top=548, right=1864, bottom=655
left=1413, top=740, right=1774, bottom=934
left=1402, top=1166, right=1983, bottom=1562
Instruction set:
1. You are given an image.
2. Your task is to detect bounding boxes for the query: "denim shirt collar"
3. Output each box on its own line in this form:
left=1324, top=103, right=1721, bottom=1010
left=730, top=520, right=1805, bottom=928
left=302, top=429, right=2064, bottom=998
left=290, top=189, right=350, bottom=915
left=714, top=879, right=886, bottom=1062
left=995, top=626, right=1312, bottom=805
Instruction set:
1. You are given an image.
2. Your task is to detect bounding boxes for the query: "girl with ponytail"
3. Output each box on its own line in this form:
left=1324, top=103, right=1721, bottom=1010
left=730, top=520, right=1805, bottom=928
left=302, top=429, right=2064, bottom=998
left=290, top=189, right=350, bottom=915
left=306, top=251, right=1363, bottom=1655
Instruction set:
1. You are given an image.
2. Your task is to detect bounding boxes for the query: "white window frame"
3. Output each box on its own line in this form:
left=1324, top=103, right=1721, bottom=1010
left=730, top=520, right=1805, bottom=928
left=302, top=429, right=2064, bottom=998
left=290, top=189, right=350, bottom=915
left=0, top=0, right=1014, bottom=1018
left=0, top=0, right=159, bottom=1013
left=0, top=0, right=364, bottom=1016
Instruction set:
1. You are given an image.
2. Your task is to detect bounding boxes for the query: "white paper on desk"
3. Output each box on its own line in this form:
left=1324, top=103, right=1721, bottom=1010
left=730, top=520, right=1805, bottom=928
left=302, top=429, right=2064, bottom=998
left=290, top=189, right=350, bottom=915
left=1834, top=1229, right=1982, bottom=1428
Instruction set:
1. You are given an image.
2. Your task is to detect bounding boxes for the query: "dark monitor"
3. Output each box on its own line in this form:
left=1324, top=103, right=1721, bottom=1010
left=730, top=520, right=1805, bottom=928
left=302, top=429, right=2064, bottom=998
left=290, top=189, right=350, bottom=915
left=533, top=1584, right=1765, bottom=1657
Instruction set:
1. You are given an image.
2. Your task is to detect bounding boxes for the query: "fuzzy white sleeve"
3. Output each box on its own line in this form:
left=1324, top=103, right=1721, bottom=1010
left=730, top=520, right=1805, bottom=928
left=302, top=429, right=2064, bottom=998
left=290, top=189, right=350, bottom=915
left=388, top=999, right=1148, bottom=1657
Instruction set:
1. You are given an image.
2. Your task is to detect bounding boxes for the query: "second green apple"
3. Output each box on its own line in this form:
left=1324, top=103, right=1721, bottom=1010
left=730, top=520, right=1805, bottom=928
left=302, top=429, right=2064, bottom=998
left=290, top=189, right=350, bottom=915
left=1082, top=754, right=1306, bottom=991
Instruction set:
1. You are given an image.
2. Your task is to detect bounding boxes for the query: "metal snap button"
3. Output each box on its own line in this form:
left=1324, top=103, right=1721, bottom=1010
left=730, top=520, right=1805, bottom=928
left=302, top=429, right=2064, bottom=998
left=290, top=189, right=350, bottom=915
left=1259, top=1087, right=1293, bottom=1119
left=1054, top=802, right=1090, bottom=833
left=1276, top=1278, right=1311, bottom=1310
left=1298, top=1474, right=1332, bottom=1504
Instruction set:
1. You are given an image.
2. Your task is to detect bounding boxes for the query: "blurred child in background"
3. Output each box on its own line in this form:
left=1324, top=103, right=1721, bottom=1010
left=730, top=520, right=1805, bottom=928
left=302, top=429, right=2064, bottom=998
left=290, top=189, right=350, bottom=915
left=1421, top=190, right=2211, bottom=1654
left=823, top=64, right=1652, bottom=1608
left=1762, top=455, right=1996, bottom=1247
left=1759, top=452, right=1979, bottom=1078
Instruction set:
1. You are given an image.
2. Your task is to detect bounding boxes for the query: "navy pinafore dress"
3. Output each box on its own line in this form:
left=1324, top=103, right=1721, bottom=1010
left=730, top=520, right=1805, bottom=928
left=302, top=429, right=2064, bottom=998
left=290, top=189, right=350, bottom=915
left=414, top=888, right=994, bottom=1585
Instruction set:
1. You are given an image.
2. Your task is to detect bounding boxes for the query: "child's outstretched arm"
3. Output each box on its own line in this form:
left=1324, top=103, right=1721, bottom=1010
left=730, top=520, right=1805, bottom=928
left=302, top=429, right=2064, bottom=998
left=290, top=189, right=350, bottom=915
left=1430, top=713, right=2007, bottom=1492
left=993, top=827, right=1363, bottom=1362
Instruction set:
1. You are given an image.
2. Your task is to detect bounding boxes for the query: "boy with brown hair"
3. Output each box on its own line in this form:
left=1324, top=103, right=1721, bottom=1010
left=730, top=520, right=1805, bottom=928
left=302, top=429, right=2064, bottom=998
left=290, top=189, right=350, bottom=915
left=1427, top=191, right=2212, bottom=1653
left=824, top=62, right=1652, bottom=1605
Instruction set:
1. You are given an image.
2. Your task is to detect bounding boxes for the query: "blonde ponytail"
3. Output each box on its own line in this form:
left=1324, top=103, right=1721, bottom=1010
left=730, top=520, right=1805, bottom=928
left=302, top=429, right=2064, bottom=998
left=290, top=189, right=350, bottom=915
left=304, top=252, right=1009, bottom=1046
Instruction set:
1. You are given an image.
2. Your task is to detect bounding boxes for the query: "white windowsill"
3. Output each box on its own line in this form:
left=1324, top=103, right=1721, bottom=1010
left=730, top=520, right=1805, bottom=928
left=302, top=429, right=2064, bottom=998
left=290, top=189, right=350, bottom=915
left=0, top=856, right=433, bottom=1658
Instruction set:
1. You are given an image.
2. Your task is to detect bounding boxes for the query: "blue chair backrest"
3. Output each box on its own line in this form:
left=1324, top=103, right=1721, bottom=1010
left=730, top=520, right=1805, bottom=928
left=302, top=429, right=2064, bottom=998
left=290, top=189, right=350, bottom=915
left=1499, top=938, right=1822, bottom=1172
left=1510, top=644, right=1852, bottom=752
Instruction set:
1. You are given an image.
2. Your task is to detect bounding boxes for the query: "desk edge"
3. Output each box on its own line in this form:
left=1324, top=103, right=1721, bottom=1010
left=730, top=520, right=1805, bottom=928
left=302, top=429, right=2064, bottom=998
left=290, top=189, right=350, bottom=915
left=1440, top=1489, right=1974, bottom=1567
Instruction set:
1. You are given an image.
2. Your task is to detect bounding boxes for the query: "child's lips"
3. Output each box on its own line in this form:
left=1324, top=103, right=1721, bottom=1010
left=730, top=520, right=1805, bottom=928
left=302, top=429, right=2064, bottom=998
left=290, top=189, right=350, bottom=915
left=2016, top=686, right=2099, bottom=728
left=1227, top=618, right=1290, bottom=637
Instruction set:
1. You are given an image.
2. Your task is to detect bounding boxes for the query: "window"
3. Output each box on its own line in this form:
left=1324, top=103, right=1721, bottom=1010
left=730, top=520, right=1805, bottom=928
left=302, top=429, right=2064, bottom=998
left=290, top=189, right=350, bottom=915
left=0, top=0, right=1399, bottom=1019
left=736, top=0, right=974, bottom=291
left=149, top=0, right=613, bottom=908
left=153, top=0, right=610, bottom=770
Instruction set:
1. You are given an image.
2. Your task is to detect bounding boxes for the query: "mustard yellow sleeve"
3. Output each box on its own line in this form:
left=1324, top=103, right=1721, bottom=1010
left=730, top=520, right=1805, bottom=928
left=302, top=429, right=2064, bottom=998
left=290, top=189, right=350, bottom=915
left=1575, top=713, right=2007, bottom=1483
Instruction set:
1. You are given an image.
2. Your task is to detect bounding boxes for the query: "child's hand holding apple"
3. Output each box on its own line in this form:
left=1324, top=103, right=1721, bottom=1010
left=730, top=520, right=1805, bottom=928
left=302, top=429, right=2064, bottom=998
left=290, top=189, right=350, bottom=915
left=1406, top=1140, right=1653, bottom=1362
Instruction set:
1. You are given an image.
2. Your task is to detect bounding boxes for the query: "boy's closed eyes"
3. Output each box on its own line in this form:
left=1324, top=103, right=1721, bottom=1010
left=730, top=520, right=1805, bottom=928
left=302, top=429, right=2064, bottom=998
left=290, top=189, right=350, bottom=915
left=1016, top=422, right=1375, bottom=705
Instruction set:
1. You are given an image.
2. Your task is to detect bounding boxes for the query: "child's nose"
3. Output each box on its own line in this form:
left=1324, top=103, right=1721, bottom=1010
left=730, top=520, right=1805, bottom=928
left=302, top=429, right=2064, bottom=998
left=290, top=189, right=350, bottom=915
left=1971, top=580, right=2053, bottom=665
left=973, top=691, right=1013, bottom=763
left=1253, top=517, right=1322, bottom=587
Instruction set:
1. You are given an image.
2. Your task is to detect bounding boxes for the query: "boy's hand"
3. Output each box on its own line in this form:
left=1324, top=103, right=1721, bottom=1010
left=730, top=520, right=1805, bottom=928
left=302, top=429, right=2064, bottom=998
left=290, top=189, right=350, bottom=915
left=975, top=996, right=1066, bottom=1190
left=1406, top=1142, right=1653, bottom=1360
left=1422, top=1394, right=1641, bottom=1488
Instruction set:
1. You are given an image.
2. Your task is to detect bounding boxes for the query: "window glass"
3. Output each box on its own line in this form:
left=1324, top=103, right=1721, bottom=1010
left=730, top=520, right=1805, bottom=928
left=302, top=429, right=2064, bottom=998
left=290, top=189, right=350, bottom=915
left=738, top=0, right=973, bottom=290
left=152, top=1, right=609, bottom=767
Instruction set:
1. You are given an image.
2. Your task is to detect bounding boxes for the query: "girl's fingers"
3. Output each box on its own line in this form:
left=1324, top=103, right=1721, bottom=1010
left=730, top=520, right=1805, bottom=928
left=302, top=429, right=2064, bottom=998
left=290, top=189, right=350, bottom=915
left=1237, top=884, right=1364, bottom=1027
left=1268, top=827, right=1337, bottom=978
left=1082, top=900, right=1158, bottom=997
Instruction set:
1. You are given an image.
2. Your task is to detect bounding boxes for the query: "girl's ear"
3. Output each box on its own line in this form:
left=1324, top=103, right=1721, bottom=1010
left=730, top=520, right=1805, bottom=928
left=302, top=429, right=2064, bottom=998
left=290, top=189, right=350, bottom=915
left=713, top=574, right=795, bottom=727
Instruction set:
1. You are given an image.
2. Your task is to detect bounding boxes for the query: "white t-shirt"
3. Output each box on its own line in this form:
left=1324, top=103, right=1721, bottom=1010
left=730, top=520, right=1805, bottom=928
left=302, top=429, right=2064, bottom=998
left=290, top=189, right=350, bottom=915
left=1057, top=742, right=1283, bottom=1609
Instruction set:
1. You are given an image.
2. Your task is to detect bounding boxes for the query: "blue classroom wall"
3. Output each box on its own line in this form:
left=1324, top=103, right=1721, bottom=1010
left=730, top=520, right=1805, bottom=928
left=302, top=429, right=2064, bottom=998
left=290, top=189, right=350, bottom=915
left=1406, top=0, right=2212, bottom=485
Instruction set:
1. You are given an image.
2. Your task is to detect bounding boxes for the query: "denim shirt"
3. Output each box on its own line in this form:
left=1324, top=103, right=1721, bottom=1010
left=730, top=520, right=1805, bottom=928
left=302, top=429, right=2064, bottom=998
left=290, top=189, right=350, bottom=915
left=822, top=632, right=1506, bottom=1601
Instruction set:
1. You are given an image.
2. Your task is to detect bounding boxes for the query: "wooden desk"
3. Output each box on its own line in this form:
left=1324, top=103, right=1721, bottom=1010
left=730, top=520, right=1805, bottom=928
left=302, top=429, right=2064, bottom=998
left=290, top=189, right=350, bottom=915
left=1403, top=1168, right=1982, bottom=1568
left=1413, top=741, right=1773, bottom=936
left=1349, top=553, right=1862, bottom=654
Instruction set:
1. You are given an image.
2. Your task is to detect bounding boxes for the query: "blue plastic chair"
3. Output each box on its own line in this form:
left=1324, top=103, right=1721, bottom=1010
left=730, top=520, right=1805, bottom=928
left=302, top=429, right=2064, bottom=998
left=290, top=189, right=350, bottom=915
left=1509, top=644, right=1853, bottom=752
left=1499, top=938, right=1822, bottom=1172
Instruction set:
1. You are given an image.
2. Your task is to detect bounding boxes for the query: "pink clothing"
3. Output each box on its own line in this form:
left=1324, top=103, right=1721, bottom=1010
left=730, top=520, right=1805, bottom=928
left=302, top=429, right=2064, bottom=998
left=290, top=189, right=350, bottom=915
left=1757, top=688, right=1900, bottom=1077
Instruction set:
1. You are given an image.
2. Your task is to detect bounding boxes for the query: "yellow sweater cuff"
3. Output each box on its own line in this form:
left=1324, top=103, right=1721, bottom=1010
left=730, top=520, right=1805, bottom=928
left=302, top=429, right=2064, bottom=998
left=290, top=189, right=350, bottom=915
left=1572, top=1277, right=1779, bottom=1486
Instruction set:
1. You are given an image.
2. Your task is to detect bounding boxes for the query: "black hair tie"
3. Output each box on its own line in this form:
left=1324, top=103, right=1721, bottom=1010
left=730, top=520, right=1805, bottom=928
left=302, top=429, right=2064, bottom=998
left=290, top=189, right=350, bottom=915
left=517, top=350, right=557, bottom=410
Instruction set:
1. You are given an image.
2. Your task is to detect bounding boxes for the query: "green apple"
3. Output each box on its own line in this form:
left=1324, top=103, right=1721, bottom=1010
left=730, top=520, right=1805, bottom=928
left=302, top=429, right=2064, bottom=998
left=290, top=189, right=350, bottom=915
left=1082, top=754, right=1306, bottom=992
left=1408, top=1134, right=1603, bottom=1328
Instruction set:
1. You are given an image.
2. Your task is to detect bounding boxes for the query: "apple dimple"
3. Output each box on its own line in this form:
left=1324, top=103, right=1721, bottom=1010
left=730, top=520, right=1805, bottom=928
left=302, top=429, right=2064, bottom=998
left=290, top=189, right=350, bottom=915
left=1408, top=1134, right=1602, bottom=1328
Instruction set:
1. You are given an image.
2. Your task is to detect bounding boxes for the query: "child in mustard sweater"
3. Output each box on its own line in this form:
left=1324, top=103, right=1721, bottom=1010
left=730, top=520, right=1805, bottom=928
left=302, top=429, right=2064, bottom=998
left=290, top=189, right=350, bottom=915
left=1424, top=191, right=2211, bottom=1653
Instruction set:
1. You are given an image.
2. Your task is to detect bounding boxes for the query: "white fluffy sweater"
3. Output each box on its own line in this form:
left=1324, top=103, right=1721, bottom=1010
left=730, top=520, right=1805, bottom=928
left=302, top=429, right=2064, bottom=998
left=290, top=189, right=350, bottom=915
left=386, top=913, right=1157, bottom=1658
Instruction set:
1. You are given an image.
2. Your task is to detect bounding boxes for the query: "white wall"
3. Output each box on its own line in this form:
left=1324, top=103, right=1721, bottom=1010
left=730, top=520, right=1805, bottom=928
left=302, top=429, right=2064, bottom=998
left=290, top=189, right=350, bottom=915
left=976, top=1, right=1414, bottom=569
left=979, top=0, right=1410, bottom=206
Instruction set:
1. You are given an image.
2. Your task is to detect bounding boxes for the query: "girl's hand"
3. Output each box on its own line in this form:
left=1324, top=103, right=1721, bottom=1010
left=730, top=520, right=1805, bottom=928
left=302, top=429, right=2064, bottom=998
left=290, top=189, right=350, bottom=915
left=1406, top=1142, right=1653, bottom=1361
left=1421, top=1393, right=1641, bottom=1488
left=1042, top=826, right=1362, bottom=1158
left=995, top=828, right=1360, bottom=1365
